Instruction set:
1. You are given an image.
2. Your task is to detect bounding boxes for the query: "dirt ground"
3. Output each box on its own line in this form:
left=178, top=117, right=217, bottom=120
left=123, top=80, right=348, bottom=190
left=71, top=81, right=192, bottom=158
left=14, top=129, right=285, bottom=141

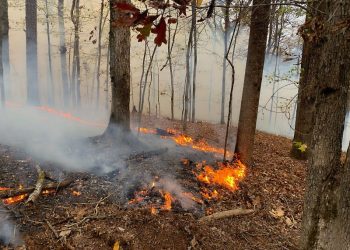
left=0, top=116, right=306, bottom=250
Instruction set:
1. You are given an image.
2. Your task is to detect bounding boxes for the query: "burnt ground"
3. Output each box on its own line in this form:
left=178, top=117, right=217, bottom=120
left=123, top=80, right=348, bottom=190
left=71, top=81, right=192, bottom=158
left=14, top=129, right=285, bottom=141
left=0, top=116, right=306, bottom=250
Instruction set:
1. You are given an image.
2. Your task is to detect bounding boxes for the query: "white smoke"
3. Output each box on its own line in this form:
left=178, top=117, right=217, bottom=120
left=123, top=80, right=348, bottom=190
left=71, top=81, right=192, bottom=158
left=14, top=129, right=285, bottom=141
left=0, top=206, right=23, bottom=247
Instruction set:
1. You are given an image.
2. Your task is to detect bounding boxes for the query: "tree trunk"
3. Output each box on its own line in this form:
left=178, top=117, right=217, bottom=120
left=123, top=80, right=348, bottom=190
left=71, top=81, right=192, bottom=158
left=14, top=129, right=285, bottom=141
left=0, top=2, right=4, bottom=107
left=58, top=0, right=70, bottom=109
left=75, top=0, right=81, bottom=107
left=183, top=19, right=194, bottom=130
left=300, top=1, right=350, bottom=249
left=1, top=0, right=9, bottom=102
left=191, top=0, right=197, bottom=123
left=26, top=0, right=39, bottom=105
left=220, top=0, right=230, bottom=125
left=71, top=0, right=81, bottom=108
left=291, top=4, right=316, bottom=159
left=105, top=0, right=131, bottom=132
left=235, top=0, right=271, bottom=165
left=45, top=0, right=54, bottom=106
left=167, top=12, right=178, bottom=120
left=96, top=0, right=105, bottom=109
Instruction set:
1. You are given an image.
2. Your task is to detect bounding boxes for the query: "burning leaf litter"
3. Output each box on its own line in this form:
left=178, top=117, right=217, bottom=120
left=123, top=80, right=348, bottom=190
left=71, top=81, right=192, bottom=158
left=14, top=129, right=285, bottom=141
left=127, top=127, right=248, bottom=214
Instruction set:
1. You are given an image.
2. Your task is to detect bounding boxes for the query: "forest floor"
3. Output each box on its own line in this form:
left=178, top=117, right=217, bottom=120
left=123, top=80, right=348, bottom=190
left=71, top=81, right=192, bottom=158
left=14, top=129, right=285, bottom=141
left=0, top=115, right=306, bottom=250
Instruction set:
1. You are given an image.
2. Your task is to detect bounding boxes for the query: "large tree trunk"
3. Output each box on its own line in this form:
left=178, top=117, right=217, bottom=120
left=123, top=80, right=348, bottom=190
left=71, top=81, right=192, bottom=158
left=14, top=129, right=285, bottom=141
left=105, top=0, right=131, bottom=132
left=1, top=0, right=9, bottom=103
left=300, top=1, right=350, bottom=249
left=26, top=0, right=39, bottom=105
left=58, top=0, right=70, bottom=109
left=235, top=0, right=271, bottom=165
left=291, top=3, right=316, bottom=159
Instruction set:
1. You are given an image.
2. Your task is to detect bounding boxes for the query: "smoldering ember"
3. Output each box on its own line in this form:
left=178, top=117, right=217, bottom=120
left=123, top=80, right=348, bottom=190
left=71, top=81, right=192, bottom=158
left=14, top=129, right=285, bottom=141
left=0, top=1, right=349, bottom=250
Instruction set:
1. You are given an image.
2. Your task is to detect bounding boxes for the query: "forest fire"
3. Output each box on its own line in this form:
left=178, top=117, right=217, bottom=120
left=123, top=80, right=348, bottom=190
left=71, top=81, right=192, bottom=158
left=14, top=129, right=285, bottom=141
left=0, top=186, right=58, bottom=205
left=129, top=128, right=247, bottom=212
left=128, top=181, right=177, bottom=214
left=5, top=102, right=105, bottom=128
left=196, top=160, right=246, bottom=191
left=0, top=186, right=28, bottom=205
left=138, top=127, right=234, bottom=158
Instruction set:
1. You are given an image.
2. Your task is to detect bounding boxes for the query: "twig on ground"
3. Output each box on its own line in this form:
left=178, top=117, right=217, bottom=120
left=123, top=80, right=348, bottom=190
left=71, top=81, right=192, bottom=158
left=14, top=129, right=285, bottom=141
left=199, top=208, right=255, bottom=223
left=46, top=219, right=59, bottom=238
left=26, top=165, right=46, bottom=203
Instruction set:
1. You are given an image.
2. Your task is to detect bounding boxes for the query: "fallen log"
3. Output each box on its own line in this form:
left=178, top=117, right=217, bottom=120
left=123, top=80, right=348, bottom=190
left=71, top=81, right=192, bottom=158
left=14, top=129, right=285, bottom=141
left=0, top=179, right=73, bottom=199
left=199, top=208, right=255, bottom=223
left=26, top=165, right=46, bottom=203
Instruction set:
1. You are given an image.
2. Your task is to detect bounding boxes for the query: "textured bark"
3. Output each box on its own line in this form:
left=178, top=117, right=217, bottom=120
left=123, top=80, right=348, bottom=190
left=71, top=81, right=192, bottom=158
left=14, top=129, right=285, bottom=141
left=26, top=0, right=39, bottom=105
left=235, top=0, right=271, bottom=165
left=96, top=0, right=105, bottom=108
left=300, top=1, right=350, bottom=249
left=183, top=18, right=194, bottom=130
left=191, top=0, right=197, bottom=123
left=291, top=4, right=316, bottom=159
left=58, top=0, right=70, bottom=108
left=71, top=0, right=81, bottom=107
left=45, top=0, right=54, bottom=106
left=106, top=0, right=131, bottom=132
left=0, top=2, right=4, bottom=107
left=1, top=0, right=8, bottom=103
left=220, top=0, right=230, bottom=124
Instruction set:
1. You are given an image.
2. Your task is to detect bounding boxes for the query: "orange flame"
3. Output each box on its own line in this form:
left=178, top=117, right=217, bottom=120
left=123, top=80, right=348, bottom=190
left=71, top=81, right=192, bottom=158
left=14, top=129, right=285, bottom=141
left=72, top=191, right=81, bottom=196
left=197, top=160, right=246, bottom=192
left=41, top=189, right=56, bottom=195
left=3, top=194, right=28, bottom=205
left=138, top=127, right=157, bottom=134
left=150, top=207, right=158, bottom=215
left=200, top=189, right=219, bottom=200
left=161, top=192, right=173, bottom=211
left=138, top=127, right=234, bottom=158
left=1, top=185, right=59, bottom=205
left=1, top=185, right=28, bottom=205
left=5, top=102, right=105, bottom=128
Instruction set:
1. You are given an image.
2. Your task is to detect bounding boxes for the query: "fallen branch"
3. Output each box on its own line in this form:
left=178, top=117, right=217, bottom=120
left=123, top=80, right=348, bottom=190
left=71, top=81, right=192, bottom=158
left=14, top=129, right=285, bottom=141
left=199, top=208, right=254, bottom=223
left=26, top=165, right=46, bottom=203
left=0, top=179, right=73, bottom=199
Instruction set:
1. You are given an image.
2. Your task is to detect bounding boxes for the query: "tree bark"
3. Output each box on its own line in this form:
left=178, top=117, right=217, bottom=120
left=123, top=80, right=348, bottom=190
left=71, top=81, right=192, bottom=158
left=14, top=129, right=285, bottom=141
left=183, top=17, right=194, bottom=130
left=291, top=3, right=316, bottom=159
left=96, top=0, right=105, bottom=109
left=71, top=0, right=81, bottom=108
left=45, top=0, right=54, bottom=106
left=26, top=0, right=39, bottom=105
left=0, top=2, right=4, bottom=107
left=235, top=0, right=271, bottom=165
left=191, top=0, right=197, bottom=123
left=220, top=0, right=230, bottom=124
left=106, top=0, right=131, bottom=132
left=300, top=1, right=350, bottom=249
left=58, top=0, right=70, bottom=109
left=1, top=0, right=9, bottom=103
